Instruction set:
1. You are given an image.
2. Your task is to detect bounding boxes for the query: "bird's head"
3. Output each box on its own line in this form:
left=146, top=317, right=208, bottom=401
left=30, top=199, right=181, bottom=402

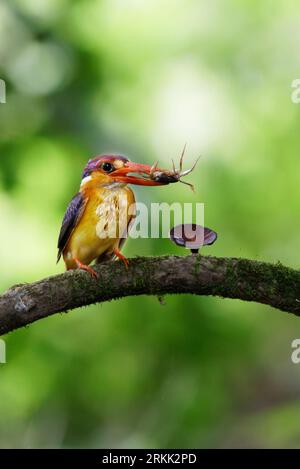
left=81, top=154, right=167, bottom=188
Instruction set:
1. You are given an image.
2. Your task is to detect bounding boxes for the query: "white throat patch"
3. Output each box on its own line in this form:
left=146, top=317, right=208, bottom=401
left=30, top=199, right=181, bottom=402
left=80, top=175, right=92, bottom=187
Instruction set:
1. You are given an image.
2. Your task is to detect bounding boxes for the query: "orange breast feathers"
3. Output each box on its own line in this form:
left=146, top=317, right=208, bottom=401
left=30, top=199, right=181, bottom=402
left=63, top=184, right=136, bottom=270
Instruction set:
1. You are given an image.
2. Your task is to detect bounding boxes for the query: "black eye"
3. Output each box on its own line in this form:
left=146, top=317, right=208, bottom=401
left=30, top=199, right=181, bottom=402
left=101, top=162, right=114, bottom=173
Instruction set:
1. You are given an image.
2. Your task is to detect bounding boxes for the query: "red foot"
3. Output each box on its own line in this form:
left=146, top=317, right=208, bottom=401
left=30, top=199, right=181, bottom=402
left=74, top=258, right=99, bottom=279
left=113, top=248, right=129, bottom=269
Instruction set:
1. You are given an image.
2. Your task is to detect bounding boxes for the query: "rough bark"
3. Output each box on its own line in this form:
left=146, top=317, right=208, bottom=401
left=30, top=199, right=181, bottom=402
left=0, top=255, right=300, bottom=335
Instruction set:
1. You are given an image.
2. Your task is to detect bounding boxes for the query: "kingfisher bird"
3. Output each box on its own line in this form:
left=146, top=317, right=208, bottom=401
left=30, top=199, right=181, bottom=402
left=57, top=154, right=168, bottom=278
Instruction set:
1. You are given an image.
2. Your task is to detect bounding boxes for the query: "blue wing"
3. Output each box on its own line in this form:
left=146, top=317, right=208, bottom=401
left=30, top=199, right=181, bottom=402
left=57, top=192, right=88, bottom=263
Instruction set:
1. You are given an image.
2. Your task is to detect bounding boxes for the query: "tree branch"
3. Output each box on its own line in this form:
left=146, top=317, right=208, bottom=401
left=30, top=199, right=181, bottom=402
left=0, top=255, right=300, bottom=335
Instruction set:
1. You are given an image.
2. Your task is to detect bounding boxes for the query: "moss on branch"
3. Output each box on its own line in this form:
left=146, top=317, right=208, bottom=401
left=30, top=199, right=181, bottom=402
left=0, top=255, right=300, bottom=335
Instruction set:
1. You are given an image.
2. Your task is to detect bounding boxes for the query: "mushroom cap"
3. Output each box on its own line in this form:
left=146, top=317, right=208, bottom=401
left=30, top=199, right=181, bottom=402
left=170, top=224, right=217, bottom=250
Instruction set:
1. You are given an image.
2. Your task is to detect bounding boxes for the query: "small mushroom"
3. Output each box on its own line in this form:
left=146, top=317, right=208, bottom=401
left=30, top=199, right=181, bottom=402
left=170, top=224, right=217, bottom=254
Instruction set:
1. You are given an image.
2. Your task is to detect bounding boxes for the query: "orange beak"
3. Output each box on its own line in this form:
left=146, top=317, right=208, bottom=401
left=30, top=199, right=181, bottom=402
left=112, top=161, right=167, bottom=186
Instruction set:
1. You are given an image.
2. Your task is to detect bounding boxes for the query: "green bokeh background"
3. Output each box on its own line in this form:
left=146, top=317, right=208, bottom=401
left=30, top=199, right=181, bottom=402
left=1, top=0, right=300, bottom=448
